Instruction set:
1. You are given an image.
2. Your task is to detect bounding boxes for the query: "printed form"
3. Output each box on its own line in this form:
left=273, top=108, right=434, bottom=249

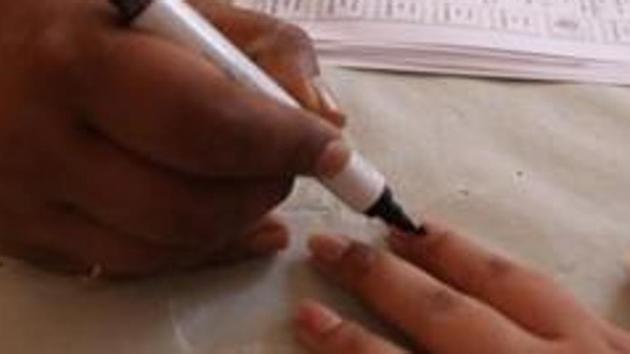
left=235, top=0, right=630, bottom=84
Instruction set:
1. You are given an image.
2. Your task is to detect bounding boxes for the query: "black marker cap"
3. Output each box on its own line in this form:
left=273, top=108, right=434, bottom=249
left=109, top=0, right=152, bottom=22
left=366, top=187, right=425, bottom=235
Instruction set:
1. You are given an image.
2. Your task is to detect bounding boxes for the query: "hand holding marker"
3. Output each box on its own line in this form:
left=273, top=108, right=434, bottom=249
left=108, top=0, right=423, bottom=235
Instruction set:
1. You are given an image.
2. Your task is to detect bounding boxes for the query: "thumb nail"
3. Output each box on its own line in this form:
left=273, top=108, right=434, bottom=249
left=314, top=140, right=351, bottom=178
left=312, top=77, right=340, bottom=112
left=312, top=77, right=347, bottom=127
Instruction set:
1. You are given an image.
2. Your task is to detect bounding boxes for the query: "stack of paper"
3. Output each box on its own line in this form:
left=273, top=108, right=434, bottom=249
left=234, top=0, right=630, bottom=85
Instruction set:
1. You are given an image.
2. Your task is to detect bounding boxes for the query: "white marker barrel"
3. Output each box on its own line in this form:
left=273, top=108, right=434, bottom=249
left=320, top=152, right=387, bottom=212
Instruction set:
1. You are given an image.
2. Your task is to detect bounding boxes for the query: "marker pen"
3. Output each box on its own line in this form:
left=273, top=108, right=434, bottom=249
left=108, top=0, right=423, bottom=234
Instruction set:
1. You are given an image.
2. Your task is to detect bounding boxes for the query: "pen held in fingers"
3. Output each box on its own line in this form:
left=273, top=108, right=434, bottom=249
left=108, top=0, right=421, bottom=233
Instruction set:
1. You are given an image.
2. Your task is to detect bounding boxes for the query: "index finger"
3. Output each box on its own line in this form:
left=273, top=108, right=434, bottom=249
left=388, top=221, right=594, bottom=338
left=307, top=235, right=545, bottom=354
left=191, top=1, right=345, bottom=126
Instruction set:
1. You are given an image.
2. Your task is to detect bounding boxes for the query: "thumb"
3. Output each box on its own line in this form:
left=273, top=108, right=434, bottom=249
left=218, top=88, right=347, bottom=177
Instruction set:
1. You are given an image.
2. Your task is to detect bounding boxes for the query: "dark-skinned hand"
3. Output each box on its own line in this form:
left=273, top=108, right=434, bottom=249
left=0, top=0, right=346, bottom=277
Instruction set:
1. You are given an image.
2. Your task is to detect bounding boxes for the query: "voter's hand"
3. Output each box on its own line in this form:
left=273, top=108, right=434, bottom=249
left=0, top=0, right=345, bottom=277
left=295, top=222, right=630, bottom=354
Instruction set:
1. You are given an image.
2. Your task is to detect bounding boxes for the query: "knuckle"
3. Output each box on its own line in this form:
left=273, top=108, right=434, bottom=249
left=486, top=255, right=516, bottom=278
left=469, top=254, right=520, bottom=293
left=489, top=252, right=547, bottom=286
left=254, top=20, right=314, bottom=59
left=337, top=241, right=383, bottom=286
left=425, top=288, right=463, bottom=315
left=277, top=23, right=312, bottom=49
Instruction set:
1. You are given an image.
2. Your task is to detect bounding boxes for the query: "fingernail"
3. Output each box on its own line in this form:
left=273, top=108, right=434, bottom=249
left=312, top=77, right=341, bottom=114
left=308, top=234, right=351, bottom=264
left=248, top=227, right=289, bottom=255
left=295, top=300, right=342, bottom=336
left=314, top=140, right=351, bottom=178
left=302, top=77, right=323, bottom=112
left=312, top=77, right=347, bottom=127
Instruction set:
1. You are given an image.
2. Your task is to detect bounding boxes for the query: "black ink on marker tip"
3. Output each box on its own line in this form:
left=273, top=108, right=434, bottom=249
left=366, top=188, right=425, bottom=236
